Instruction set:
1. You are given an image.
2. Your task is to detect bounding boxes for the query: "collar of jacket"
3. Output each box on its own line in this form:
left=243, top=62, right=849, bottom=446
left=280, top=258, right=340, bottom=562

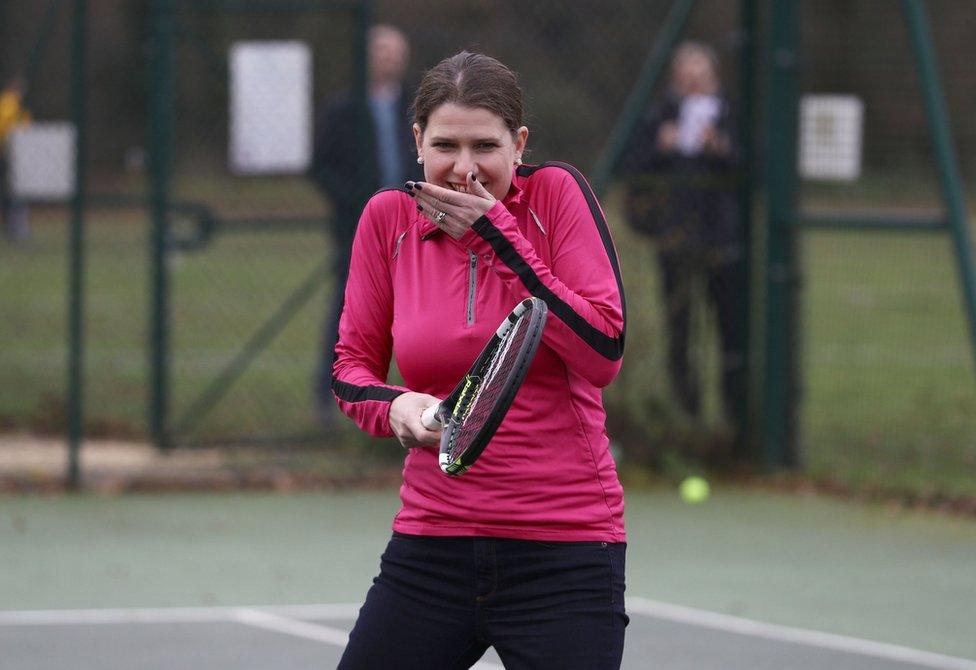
left=418, top=168, right=524, bottom=240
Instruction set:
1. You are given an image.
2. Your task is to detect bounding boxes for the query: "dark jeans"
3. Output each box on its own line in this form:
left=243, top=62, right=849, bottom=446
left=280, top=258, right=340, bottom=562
left=338, top=533, right=628, bottom=670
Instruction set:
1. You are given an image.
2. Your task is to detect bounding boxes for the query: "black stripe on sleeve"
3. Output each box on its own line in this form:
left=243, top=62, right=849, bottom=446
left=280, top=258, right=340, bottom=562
left=473, top=162, right=626, bottom=361
left=332, top=379, right=405, bottom=404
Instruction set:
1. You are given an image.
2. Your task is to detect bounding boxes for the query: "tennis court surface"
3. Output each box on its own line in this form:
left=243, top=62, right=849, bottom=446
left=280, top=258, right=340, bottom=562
left=3, top=489, right=976, bottom=669
left=3, top=598, right=976, bottom=670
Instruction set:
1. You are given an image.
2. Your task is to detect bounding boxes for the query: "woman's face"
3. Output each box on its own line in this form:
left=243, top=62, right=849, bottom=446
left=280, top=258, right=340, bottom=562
left=414, top=103, right=528, bottom=202
left=673, top=52, right=717, bottom=97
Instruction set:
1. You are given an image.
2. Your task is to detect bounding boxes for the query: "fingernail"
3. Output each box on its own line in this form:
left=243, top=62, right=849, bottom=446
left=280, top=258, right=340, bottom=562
left=414, top=182, right=424, bottom=190
left=403, top=181, right=414, bottom=190
left=417, top=204, right=423, bottom=211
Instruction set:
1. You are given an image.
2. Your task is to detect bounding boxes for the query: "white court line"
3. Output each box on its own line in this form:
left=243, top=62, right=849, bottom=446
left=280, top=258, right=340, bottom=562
left=232, top=609, right=504, bottom=670
left=627, top=597, right=976, bottom=670
left=4, top=599, right=971, bottom=670
left=0, top=603, right=362, bottom=626
left=232, top=608, right=351, bottom=647
left=0, top=603, right=505, bottom=669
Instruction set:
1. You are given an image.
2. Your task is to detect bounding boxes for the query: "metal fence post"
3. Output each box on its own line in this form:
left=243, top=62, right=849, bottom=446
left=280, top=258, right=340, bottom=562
left=149, top=0, right=174, bottom=451
left=66, top=0, right=87, bottom=489
left=736, top=0, right=758, bottom=457
left=761, top=0, right=800, bottom=469
left=901, top=0, right=976, bottom=381
left=589, top=0, right=698, bottom=194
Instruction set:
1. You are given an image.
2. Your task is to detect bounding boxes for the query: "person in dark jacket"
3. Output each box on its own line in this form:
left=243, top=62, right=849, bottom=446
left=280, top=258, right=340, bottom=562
left=309, top=24, right=422, bottom=424
left=624, top=41, right=744, bottom=434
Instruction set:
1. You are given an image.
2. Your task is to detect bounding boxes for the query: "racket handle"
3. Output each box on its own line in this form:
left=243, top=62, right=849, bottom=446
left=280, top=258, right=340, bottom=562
left=421, top=403, right=442, bottom=430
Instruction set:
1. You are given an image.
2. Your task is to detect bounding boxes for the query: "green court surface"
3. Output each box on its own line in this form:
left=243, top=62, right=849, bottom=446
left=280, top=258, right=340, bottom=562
left=2, top=487, right=976, bottom=669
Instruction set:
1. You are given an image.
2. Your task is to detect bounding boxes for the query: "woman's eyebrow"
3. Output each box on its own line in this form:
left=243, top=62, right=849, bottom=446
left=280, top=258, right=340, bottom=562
left=428, top=134, right=502, bottom=144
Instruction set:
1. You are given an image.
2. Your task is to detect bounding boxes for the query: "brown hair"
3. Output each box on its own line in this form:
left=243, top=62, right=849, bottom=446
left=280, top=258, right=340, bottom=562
left=412, top=51, right=524, bottom=135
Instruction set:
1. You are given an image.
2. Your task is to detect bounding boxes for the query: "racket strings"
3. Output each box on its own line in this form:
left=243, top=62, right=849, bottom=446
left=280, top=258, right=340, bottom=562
left=446, top=316, right=531, bottom=459
left=450, top=374, right=482, bottom=424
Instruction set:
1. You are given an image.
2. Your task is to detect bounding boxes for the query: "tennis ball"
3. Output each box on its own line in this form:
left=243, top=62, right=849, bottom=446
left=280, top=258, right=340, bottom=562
left=679, top=476, right=710, bottom=504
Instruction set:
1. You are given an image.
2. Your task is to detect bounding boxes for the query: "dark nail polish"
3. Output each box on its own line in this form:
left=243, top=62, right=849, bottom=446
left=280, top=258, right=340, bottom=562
left=404, top=181, right=414, bottom=190
left=417, top=204, right=423, bottom=211
left=414, top=182, right=424, bottom=190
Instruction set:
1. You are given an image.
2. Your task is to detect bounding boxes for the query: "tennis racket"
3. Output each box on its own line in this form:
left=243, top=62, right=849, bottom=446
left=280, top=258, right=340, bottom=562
left=421, top=297, right=548, bottom=476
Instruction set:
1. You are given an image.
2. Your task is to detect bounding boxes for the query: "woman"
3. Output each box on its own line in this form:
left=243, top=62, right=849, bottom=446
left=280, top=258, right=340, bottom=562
left=624, top=41, right=743, bottom=430
left=333, top=51, right=627, bottom=669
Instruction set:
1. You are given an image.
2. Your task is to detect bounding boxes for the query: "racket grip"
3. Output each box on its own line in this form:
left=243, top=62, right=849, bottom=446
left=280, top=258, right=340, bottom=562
left=421, top=403, right=442, bottom=430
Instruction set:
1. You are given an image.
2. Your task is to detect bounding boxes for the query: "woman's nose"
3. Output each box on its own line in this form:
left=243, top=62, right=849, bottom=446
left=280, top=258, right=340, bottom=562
left=453, top=150, right=477, bottom=178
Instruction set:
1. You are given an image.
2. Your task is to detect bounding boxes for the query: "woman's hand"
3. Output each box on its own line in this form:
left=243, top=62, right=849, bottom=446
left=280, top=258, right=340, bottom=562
left=406, top=171, right=496, bottom=240
left=389, top=392, right=442, bottom=449
left=701, top=125, right=731, bottom=156
left=656, top=121, right=679, bottom=152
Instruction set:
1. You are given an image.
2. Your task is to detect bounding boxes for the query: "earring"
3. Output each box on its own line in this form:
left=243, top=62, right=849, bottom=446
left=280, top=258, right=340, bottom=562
left=515, top=157, right=523, bottom=166
left=417, top=155, right=424, bottom=165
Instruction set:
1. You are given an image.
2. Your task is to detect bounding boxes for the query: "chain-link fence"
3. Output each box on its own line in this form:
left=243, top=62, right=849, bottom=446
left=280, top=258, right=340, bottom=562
left=154, top=3, right=368, bottom=449
left=1, top=0, right=975, bottom=496
left=1, top=0, right=78, bottom=440
left=796, top=0, right=976, bottom=496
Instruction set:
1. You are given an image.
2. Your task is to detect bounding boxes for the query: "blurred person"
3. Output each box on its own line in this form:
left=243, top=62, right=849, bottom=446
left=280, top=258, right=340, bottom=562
left=333, top=52, right=627, bottom=669
left=623, top=41, right=744, bottom=449
left=0, top=76, right=31, bottom=244
left=309, top=24, right=421, bottom=426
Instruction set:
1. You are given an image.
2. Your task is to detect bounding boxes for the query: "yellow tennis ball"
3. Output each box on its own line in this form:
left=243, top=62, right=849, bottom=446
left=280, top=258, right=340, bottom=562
left=680, top=476, right=710, bottom=504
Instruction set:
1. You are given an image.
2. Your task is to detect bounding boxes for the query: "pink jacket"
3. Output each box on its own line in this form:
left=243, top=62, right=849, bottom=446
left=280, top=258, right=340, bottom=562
left=333, top=162, right=627, bottom=542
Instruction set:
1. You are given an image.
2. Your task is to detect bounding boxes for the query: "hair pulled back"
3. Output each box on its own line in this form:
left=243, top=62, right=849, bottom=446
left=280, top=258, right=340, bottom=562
left=413, top=51, right=524, bottom=135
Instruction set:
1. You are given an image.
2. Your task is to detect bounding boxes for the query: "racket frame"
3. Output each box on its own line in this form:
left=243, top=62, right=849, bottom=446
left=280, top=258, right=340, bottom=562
left=421, top=297, right=548, bottom=476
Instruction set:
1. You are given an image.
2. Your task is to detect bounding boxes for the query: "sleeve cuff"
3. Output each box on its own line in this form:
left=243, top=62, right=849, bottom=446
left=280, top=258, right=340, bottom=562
left=462, top=200, right=513, bottom=253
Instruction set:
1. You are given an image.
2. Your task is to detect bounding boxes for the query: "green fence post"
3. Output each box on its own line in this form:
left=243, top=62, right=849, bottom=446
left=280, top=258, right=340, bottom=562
left=901, top=0, right=976, bottom=379
left=149, top=0, right=174, bottom=451
left=353, top=0, right=375, bottom=205
left=589, top=0, right=698, bottom=194
left=736, top=0, right=758, bottom=457
left=66, top=0, right=87, bottom=489
left=761, top=0, right=800, bottom=469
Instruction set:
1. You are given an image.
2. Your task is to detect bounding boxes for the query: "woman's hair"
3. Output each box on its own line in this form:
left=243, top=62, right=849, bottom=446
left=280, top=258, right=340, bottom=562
left=412, top=51, right=524, bottom=135
left=672, top=41, right=720, bottom=75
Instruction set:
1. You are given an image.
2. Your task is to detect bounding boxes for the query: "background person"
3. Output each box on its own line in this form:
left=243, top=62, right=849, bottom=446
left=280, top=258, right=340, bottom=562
left=0, top=76, right=31, bottom=244
left=309, top=24, right=421, bottom=426
left=332, top=51, right=628, bottom=669
left=624, top=41, right=744, bottom=449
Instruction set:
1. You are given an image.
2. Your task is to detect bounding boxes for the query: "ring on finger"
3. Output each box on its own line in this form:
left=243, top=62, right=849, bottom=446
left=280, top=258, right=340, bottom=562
left=434, top=210, right=447, bottom=224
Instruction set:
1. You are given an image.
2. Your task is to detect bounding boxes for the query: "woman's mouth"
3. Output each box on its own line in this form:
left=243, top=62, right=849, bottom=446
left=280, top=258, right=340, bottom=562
left=448, top=182, right=486, bottom=194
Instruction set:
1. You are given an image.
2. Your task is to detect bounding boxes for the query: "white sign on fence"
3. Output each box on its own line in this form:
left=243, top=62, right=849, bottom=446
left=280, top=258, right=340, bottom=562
left=798, top=94, right=864, bottom=182
left=229, top=40, right=312, bottom=175
left=8, top=121, right=77, bottom=201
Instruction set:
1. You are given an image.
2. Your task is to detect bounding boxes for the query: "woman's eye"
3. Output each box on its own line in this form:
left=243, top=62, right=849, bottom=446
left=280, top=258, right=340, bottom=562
left=476, top=143, right=497, bottom=151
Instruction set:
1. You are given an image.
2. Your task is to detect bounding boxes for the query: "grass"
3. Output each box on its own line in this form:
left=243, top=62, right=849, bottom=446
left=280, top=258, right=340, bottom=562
left=0, top=205, right=333, bottom=442
left=802, top=230, right=976, bottom=497
left=2, top=181, right=976, bottom=499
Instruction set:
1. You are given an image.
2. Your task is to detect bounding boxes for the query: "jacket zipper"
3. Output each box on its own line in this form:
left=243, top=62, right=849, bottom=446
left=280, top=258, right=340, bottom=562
left=466, top=250, right=477, bottom=326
